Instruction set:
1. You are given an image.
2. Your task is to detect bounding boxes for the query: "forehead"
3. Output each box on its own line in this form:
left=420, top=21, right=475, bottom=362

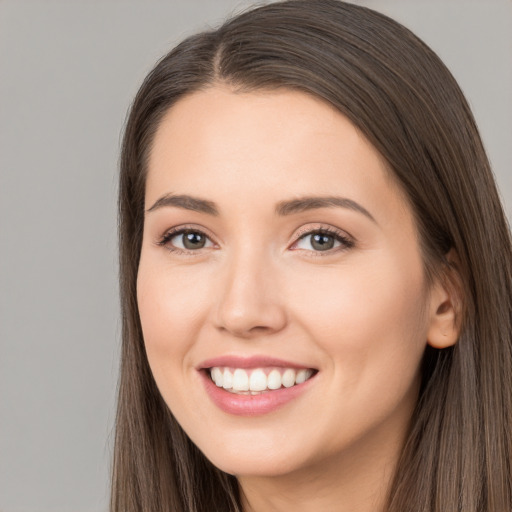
left=146, top=86, right=410, bottom=222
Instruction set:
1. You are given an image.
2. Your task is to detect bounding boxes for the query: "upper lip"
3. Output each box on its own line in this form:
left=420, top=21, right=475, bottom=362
left=197, top=355, right=316, bottom=370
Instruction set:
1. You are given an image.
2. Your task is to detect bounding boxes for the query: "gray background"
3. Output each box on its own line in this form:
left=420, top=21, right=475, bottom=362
left=0, top=1, right=510, bottom=511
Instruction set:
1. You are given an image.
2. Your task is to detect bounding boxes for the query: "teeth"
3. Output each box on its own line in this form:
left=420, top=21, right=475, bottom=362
left=222, top=369, right=233, bottom=390
left=209, top=366, right=314, bottom=393
left=282, top=369, right=296, bottom=388
left=232, top=369, right=249, bottom=391
left=295, top=369, right=309, bottom=384
left=249, top=369, right=267, bottom=391
left=211, top=367, right=223, bottom=387
left=267, top=369, right=282, bottom=390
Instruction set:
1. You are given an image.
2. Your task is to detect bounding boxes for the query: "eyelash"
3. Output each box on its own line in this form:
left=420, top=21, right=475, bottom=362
left=156, top=225, right=214, bottom=256
left=156, top=224, right=355, bottom=257
left=292, top=226, right=355, bottom=256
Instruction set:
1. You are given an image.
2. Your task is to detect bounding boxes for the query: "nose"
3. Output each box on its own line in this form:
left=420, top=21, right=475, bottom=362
left=213, top=249, right=288, bottom=339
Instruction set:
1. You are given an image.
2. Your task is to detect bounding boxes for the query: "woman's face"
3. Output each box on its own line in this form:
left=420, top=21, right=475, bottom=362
left=137, top=87, right=440, bottom=478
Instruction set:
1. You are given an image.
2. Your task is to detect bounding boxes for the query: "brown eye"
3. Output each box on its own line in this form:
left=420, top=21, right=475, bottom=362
left=179, top=231, right=207, bottom=250
left=293, top=229, right=354, bottom=253
left=159, top=228, right=214, bottom=252
left=310, top=233, right=335, bottom=251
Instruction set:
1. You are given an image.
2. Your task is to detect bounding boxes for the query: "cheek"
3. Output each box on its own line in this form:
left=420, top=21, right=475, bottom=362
left=136, top=260, right=212, bottom=376
left=284, top=255, right=428, bottom=448
left=289, top=253, right=428, bottom=379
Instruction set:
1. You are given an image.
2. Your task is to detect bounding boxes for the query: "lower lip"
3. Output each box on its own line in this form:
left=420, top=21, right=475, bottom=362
left=200, top=370, right=316, bottom=416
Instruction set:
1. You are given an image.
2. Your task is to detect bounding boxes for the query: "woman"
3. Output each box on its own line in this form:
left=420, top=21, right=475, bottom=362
left=111, top=1, right=512, bottom=511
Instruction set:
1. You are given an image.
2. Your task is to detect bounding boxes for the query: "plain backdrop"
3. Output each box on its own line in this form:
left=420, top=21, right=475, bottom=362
left=0, top=1, right=510, bottom=511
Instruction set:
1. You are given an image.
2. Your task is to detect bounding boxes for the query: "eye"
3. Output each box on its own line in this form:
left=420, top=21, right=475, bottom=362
left=158, top=228, right=215, bottom=253
left=292, top=228, right=354, bottom=253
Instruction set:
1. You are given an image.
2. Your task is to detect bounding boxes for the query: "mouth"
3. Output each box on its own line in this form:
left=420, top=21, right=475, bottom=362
left=208, top=366, right=316, bottom=395
left=197, top=356, right=318, bottom=416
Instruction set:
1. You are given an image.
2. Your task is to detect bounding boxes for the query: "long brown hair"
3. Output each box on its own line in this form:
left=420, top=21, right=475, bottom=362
left=112, top=1, right=512, bottom=510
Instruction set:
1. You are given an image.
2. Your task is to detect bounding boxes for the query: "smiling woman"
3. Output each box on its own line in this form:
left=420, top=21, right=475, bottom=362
left=112, top=1, right=512, bottom=511
left=138, top=88, right=439, bottom=491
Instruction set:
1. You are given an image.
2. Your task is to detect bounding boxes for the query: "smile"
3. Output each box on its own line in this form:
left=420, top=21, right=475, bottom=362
left=210, top=367, right=315, bottom=394
left=198, top=357, right=318, bottom=416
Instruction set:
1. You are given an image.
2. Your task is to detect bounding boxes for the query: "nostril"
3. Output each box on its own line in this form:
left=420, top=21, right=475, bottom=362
left=216, top=323, right=281, bottom=339
left=249, top=325, right=275, bottom=333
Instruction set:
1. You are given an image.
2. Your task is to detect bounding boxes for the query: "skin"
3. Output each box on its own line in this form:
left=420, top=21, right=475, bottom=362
left=137, top=86, right=458, bottom=512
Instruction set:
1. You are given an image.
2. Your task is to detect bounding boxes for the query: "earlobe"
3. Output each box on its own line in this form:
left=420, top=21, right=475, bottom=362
left=426, top=251, right=463, bottom=349
left=427, top=297, right=459, bottom=349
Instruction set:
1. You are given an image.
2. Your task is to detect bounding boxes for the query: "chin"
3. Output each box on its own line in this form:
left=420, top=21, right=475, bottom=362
left=209, top=453, right=307, bottom=478
left=193, top=430, right=316, bottom=478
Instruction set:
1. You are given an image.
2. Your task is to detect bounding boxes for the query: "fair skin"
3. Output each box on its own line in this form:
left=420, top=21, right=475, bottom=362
left=137, top=86, right=458, bottom=512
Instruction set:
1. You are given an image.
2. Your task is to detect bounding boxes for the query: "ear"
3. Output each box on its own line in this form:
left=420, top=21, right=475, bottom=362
left=426, top=249, right=463, bottom=349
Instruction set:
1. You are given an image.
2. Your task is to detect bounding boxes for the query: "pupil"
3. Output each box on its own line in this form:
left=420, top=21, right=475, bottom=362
left=312, top=233, right=334, bottom=251
left=183, top=232, right=205, bottom=249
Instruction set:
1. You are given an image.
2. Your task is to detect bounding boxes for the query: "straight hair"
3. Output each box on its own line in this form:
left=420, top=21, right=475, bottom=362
left=112, top=1, right=512, bottom=510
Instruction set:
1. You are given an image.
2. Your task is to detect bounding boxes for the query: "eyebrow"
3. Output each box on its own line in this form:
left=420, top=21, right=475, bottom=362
left=146, top=193, right=376, bottom=223
left=147, top=194, right=219, bottom=215
left=275, top=196, right=377, bottom=223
